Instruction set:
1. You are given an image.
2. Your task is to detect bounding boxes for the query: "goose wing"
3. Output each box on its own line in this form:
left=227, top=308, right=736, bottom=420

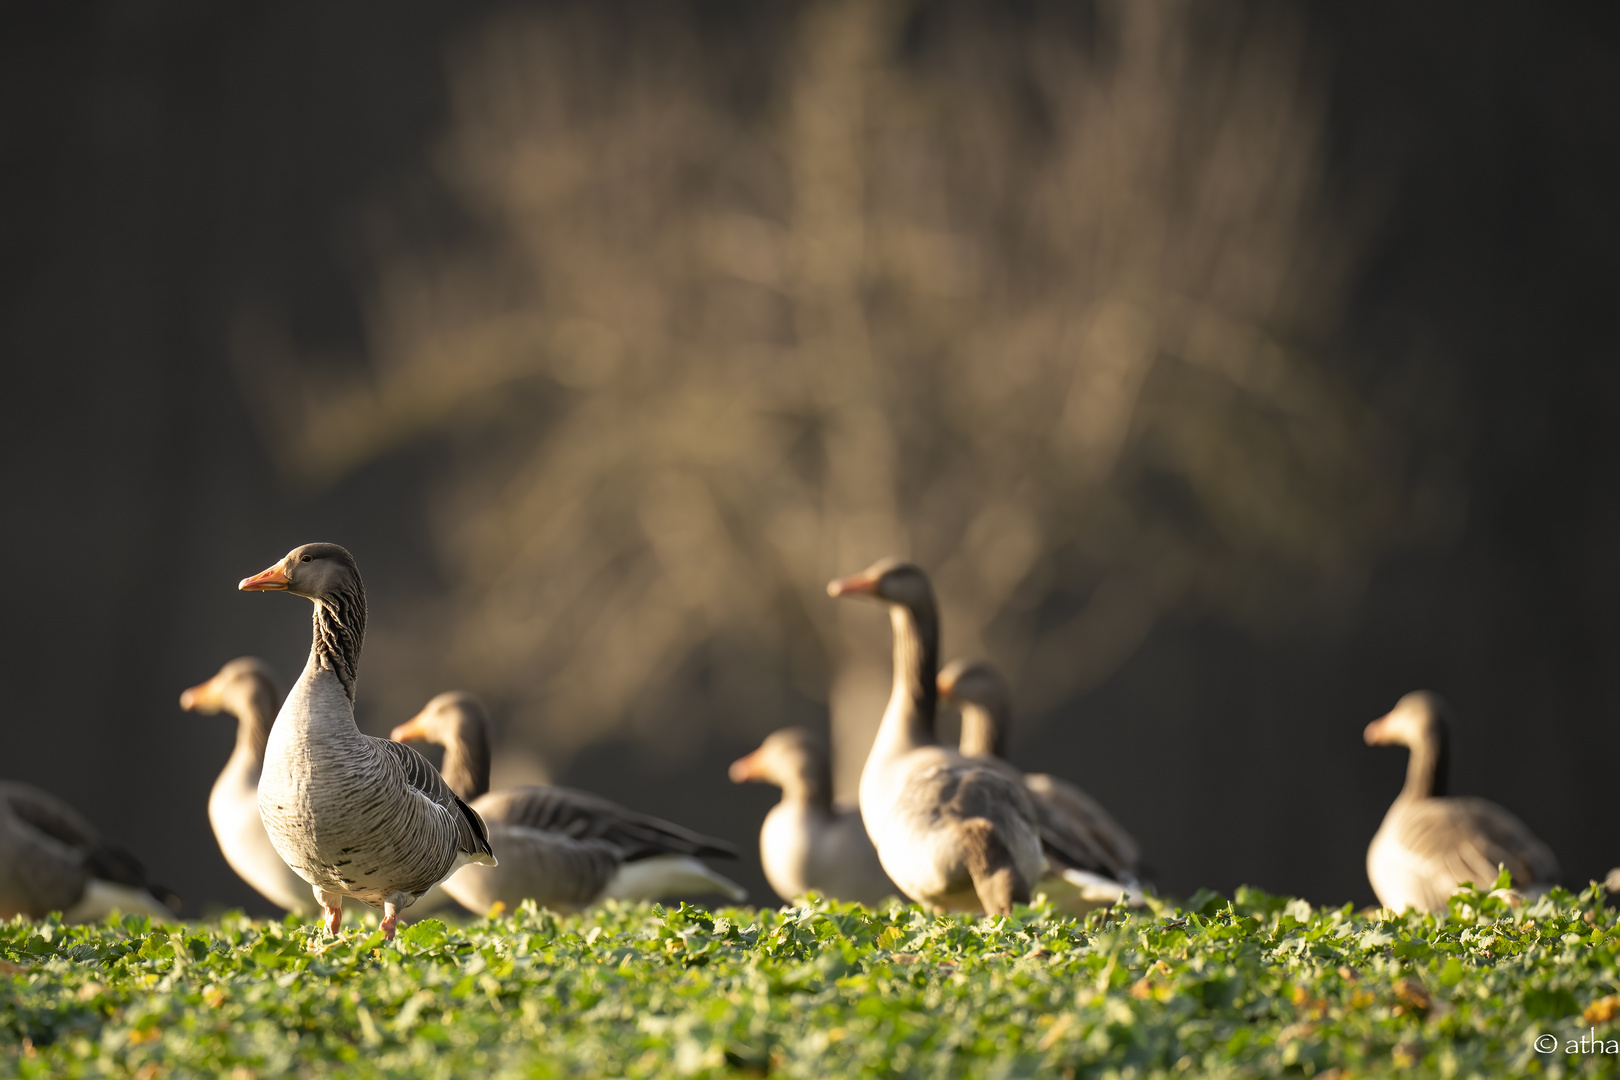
left=1390, top=796, right=1560, bottom=894
left=370, top=738, right=495, bottom=863
left=0, top=783, right=178, bottom=914
left=473, top=785, right=737, bottom=862
left=443, top=821, right=622, bottom=914
left=0, top=784, right=92, bottom=914
left=1023, top=773, right=1141, bottom=880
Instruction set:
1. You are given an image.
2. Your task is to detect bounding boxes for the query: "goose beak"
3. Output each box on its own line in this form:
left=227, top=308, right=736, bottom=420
left=178, top=678, right=215, bottom=713
left=1363, top=715, right=1391, bottom=745
left=390, top=713, right=429, bottom=744
left=936, top=669, right=959, bottom=698
left=826, top=571, right=879, bottom=598
left=728, top=750, right=763, bottom=784
left=239, top=564, right=291, bottom=592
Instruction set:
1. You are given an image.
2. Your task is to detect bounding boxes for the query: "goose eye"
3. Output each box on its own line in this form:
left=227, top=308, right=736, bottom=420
left=300, top=555, right=313, bottom=562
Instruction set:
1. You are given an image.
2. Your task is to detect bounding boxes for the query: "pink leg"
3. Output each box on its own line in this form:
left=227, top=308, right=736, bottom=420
left=314, top=888, right=344, bottom=936
left=380, top=902, right=400, bottom=941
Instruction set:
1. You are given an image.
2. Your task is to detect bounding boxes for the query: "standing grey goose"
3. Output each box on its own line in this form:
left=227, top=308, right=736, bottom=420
left=239, top=543, right=495, bottom=939
left=179, top=658, right=318, bottom=916
left=729, top=728, right=897, bottom=906
left=1364, top=691, right=1559, bottom=913
left=391, top=692, right=746, bottom=913
left=828, top=558, right=1043, bottom=915
left=937, top=659, right=1143, bottom=910
left=0, top=782, right=178, bottom=922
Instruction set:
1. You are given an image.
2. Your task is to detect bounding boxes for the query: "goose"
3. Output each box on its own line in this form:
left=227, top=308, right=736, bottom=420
left=390, top=691, right=746, bottom=913
left=0, top=782, right=177, bottom=922
left=938, top=658, right=1143, bottom=910
left=827, top=558, right=1043, bottom=915
left=1364, top=690, right=1559, bottom=913
left=728, top=728, right=897, bottom=906
left=239, top=543, right=495, bottom=939
left=178, top=657, right=319, bottom=916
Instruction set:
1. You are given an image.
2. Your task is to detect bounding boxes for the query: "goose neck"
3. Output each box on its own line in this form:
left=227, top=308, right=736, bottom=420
left=957, top=701, right=1007, bottom=759
left=233, top=681, right=279, bottom=765
left=778, top=765, right=834, bottom=812
left=1399, top=722, right=1450, bottom=802
left=878, top=600, right=939, bottom=750
left=310, top=589, right=366, bottom=704
left=439, top=724, right=491, bottom=802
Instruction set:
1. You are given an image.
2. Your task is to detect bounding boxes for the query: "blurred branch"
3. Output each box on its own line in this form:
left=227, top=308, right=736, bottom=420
left=240, top=0, right=1436, bottom=778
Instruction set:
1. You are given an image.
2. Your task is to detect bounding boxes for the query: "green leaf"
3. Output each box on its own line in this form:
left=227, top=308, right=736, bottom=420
left=2, top=887, right=1615, bottom=1076
left=398, top=919, right=449, bottom=951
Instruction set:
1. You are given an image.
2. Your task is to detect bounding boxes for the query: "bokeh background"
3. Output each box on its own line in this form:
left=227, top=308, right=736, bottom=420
left=4, top=0, right=1617, bottom=915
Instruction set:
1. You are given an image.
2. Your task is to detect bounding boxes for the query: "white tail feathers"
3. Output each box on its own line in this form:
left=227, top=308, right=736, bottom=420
left=64, top=879, right=174, bottom=923
left=1035, top=867, right=1144, bottom=915
left=600, top=855, right=747, bottom=903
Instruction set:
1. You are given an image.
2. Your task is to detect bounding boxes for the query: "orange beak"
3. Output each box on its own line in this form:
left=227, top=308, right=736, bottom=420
left=390, top=712, right=430, bottom=744
left=178, top=677, right=216, bottom=712
left=826, top=571, right=879, bottom=599
left=1363, top=715, right=1391, bottom=746
left=239, top=563, right=291, bottom=592
left=729, top=750, right=764, bottom=784
left=936, top=669, right=958, bottom=698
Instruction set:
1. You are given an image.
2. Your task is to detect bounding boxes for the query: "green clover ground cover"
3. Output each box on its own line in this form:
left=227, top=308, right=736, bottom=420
left=2, top=881, right=1619, bottom=1078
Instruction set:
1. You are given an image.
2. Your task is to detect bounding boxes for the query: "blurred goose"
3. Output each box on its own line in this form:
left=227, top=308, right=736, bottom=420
left=729, top=728, right=897, bottom=906
left=938, top=659, right=1142, bottom=910
left=391, top=692, right=746, bottom=913
left=828, top=558, right=1043, bottom=915
left=0, top=782, right=177, bottom=922
left=179, top=658, right=318, bottom=917
left=1364, top=691, right=1559, bottom=913
left=240, top=543, right=495, bottom=939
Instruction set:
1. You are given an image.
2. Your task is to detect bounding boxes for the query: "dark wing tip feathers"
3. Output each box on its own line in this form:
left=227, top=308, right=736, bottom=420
left=3, top=784, right=180, bottom=913
left=457, top=795, right=495, bottom=860
left=482, top=785, right=738, bottom=862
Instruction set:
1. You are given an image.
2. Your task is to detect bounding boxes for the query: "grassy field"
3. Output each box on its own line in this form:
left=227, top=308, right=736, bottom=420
left=2, top=879, right=1618, bottom=1078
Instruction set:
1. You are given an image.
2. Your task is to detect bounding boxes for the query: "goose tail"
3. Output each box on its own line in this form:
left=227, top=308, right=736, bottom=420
left=1036, top=867, right=1144, bottom=914
left=64, top=879, right=176, bottom=923
left=601, top=855, right=747, bottom=903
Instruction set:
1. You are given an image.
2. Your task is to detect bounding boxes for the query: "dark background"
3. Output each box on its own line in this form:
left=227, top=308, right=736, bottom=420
left=3, top=0, right=1617, bottom=915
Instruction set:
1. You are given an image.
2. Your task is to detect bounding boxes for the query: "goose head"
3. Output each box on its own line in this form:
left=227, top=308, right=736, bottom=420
left=179, top=657, right=279, bottom=717
left=729, top=728, right=832, bottom=804
left=390, top=691, right=486, bottom=750
left=1364, top=690, right=1452, bottom=799
left=937, top=659, right=1011, bottom=759
left=239, top=542, right=361, bottom=602
left=826, top=558, right=933, bottom=610
left=1363, top=691, right=1447, bottom=750
left=827, top=558, right=941, bottom=730
left=390, top=691, right=492, bottom=802
left=240, top=543, right=367, bottom=701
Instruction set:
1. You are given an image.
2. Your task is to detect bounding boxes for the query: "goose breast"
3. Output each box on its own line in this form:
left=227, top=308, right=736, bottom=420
left=869, top=749, right=1044, bottom=911
left=1369, top=796, right=1560, bottom=913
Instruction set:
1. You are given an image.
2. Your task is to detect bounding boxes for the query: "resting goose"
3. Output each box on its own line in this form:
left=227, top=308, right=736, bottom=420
left=828, top=558, right=1043, bottom=915
left=0, top=782, right=177, bottom=922
left=1364, top=690, right=1559, bottom=913
left=240, top=543, right=495, bottom=939
left=938, top=659, right=1143, bottom=909
left=179, top=658, right=318, bottom=916
left=391, top=691, right=746, bottom=913
left=729, top=728, right=897, bottom=906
